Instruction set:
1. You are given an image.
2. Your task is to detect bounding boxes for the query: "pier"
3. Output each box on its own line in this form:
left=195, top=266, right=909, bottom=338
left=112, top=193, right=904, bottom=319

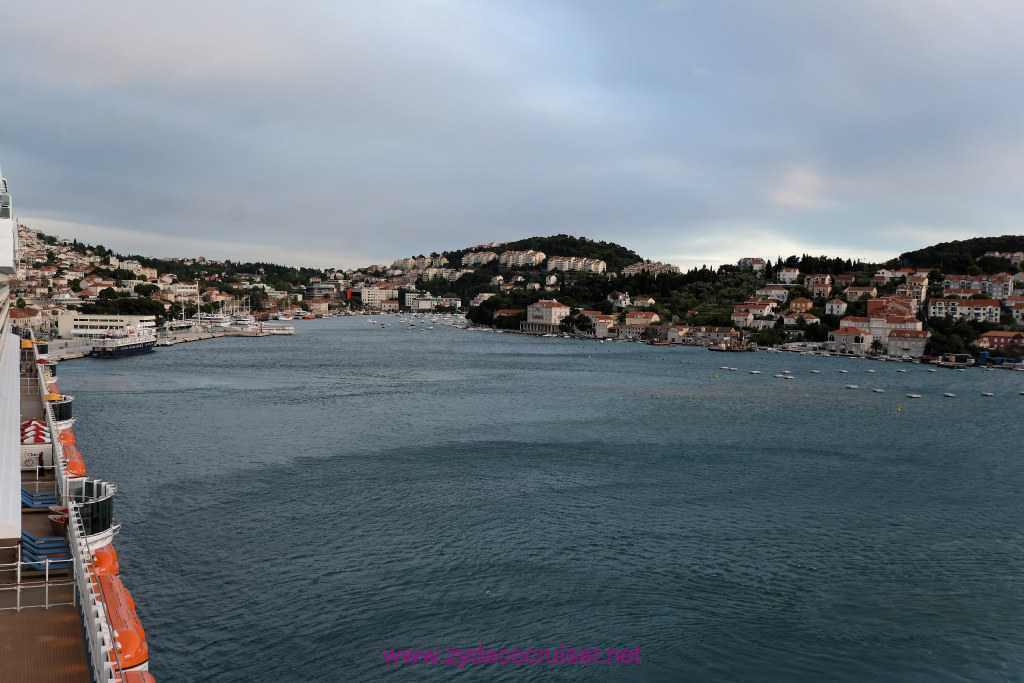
left=45, top=326, right=294, bottom=361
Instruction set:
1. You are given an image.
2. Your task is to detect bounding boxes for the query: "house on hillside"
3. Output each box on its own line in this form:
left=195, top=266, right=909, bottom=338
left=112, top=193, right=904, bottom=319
left=804, top=274, right=832, bottom=299
left=829, top=327, right=873, bottom=355
left=825, top=299, right=847, bottom=316
left=738, top=257, right=766, bottom=272
left=846, top=286, right=877, bottom=300
left=777, top=267, right=800, bottom=284
left=976, top=331, right=1024, bottom=349
left=521, top=300, right=570, bottom=334
left=834, top=274, right=855, bottom=289
left=756, top=285, right=789, bottom=303
left=790, top=297, right=813, bottom=313
left=625, top=311, right=660, bottom=326
left=607, top=291, right=631, bottom=309
left=887, top=330, right=931, bottom=358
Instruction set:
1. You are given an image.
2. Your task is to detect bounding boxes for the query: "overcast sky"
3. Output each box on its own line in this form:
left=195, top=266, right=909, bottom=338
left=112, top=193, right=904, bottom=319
left=2, top=1, right=1022, bottom=271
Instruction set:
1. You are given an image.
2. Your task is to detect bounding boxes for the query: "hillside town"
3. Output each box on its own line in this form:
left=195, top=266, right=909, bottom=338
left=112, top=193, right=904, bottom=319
left=7, top=225, right=466, bottom=339
left=480, top=255, right=1024, bottom=359
left=7, top=224, right=1024, bottom=360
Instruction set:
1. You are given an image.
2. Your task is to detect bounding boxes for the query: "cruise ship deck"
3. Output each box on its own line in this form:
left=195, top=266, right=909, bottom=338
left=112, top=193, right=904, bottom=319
left=0, top=367, right=91, bottom=682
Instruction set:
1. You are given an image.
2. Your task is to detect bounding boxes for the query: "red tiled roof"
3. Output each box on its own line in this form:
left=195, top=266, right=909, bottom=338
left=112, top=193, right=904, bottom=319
left=979, top=331, right=1024, bottom=339
left=9, top=309, right=39, bottom=319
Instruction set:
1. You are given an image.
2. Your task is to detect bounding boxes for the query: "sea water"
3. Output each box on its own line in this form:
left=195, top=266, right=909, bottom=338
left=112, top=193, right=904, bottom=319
left=62, top=317, right=1024, bottom=682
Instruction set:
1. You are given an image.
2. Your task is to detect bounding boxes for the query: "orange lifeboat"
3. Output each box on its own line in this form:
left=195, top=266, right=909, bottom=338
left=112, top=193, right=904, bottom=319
left=62, top=445, right=87, bottom=478
left=93, top=544, right=120, bottom=575
left=121, top=672, right=157, bottom=683
left=60, top=429, right=76, bottom=445
left=98, top=574, right=149, bottom=671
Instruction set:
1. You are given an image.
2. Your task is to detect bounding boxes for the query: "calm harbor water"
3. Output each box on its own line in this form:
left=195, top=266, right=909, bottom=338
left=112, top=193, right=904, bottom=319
left=62, top=317, right=1023, bottom=682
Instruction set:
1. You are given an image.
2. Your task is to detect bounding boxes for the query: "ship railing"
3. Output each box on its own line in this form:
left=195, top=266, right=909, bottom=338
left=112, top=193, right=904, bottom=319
left=0, top=544, right=76, bottom=611
left=47, top=403, right=73, bottom=503
left=66, top=503, right=129, bottom=681
left=26, top=332, right=132, bottom=682
left=45, top=405, right=117, bottom=511
left=19, top=372, right=40, bottom=396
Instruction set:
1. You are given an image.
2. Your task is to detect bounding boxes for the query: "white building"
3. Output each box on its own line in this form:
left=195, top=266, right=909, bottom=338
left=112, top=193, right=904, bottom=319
left=886, top=330, right=931, bottom=358
left=521, top=299, right=570, bottom=334
left=738, top=257, right=766, bottom=272
left=169, top=282, right=199, bottom=299
left=755, top=285, right=789, bottom=303
left=461, top=251, right=498, bottom=266
left=829, top=327, right=873, bottom=355
left=546, top=256, right=607, bottom=274
left=621, top=261, right=680, bottom=276
left=927, top=299, right=1002, bottom=323
left=825, top=299, right=848, bottom=316
left=777, top=268, right=800, bottom=284
left=56, top=312, right=157, bottom=339
left=499, top=250, right=547, bottom=267
left=943, top=274, right=1014, bottom=300
left=359, top=286, right=400, bottom=310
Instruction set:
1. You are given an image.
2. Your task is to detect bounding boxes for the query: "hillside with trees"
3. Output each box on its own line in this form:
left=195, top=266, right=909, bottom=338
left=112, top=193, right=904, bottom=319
left=897, top=236, right=1024, bottom=274
left=444, top=234, right=641, bottom=273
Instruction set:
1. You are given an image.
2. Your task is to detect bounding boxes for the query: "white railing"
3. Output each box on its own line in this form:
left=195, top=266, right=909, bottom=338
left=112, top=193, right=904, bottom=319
left=0, top=543, right=76, bottom=611
left=67, top=504, right=128, bottom=681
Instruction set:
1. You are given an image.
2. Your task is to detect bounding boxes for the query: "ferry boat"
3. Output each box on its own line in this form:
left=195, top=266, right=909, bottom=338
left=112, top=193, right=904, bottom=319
left=1, top=163, right=155, bottom=681
left=90, top=326, right=157, bottom=358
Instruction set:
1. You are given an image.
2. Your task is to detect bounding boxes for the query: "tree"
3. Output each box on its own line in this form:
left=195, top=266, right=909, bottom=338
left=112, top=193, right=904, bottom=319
left=751, top=327, right=786, bottom=346
left=870, top=339, right=885, bottom=355
left=16, top=297, right=26, bottom=309
left=134, top=283, right=160, bottom=297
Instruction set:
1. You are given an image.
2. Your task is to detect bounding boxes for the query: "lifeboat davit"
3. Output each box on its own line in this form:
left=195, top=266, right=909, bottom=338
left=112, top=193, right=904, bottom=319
left=92, top=544, right=120, bottom=575
left=62, top=445, right=87, bottom=478
left=98, top=574, right=149, bottom=671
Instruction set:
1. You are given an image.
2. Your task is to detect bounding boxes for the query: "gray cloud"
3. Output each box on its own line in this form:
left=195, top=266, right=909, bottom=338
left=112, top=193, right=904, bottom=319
left=2, top=0, right=1022, bottom=270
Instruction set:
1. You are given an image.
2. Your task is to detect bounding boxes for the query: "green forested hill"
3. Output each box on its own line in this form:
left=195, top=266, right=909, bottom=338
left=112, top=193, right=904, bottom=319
left=445, top=234, right=642, bottom=273
left=897, top=235, right=1024, bottom=272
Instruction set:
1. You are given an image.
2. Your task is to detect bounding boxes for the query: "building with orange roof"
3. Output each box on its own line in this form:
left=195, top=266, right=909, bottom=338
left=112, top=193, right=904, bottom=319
left=829, top=326, right=873, bottom=355
left=521, top=299, right=570, bottom=334
left=976, top=331, right=1024, bottom=349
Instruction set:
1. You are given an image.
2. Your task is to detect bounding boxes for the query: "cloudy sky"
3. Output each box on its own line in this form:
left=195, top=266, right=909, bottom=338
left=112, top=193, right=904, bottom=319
left=2, top=1, right=1022, bottom=270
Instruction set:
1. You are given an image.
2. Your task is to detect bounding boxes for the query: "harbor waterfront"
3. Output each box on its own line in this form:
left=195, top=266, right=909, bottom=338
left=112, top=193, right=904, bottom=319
left=62, top=316, right=1023, bottom=682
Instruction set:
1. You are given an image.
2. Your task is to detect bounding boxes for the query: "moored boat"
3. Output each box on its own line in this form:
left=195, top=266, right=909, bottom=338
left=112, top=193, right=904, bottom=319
left=90, top=326, right=157, bottom=358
